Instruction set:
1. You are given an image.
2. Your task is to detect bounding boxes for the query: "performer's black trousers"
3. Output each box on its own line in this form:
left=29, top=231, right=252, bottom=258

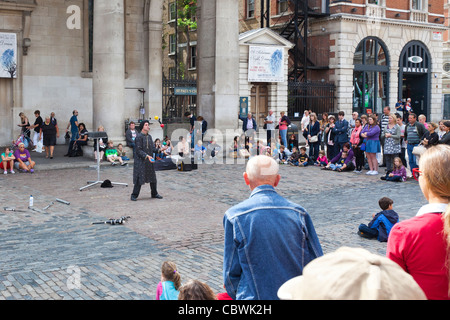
left=132, top=182, right=158, bottom=198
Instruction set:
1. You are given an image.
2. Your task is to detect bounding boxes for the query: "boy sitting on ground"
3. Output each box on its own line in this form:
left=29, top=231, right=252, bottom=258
left=105, top=141, right=127, bottom=166
left=357, top=197, right=399, bottom=242
left=298, top=147, right=310, bottom=167
left=287, top=146, right=301, bottom=166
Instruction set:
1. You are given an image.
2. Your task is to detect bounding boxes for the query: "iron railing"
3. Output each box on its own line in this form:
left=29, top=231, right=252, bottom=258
left=162, top=77, right=197, bottom=123
left=288, top=81, right=336, bottom=119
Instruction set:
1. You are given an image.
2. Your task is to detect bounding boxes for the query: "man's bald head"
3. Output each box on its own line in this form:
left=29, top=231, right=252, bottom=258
left=244, top=156, right=281, bottom=190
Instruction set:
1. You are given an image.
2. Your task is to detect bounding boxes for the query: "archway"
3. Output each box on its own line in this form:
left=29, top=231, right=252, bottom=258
left=352, top=37, right=390, bottom=115
left=398, top=41, right=431, bottom=118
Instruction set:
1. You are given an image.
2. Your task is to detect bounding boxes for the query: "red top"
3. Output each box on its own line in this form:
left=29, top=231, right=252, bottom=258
left=387, top=211, right=450, bottom=300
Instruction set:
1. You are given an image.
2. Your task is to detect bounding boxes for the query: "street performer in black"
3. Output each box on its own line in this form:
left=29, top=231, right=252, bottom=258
left=131, top=120, right=163, bottom=201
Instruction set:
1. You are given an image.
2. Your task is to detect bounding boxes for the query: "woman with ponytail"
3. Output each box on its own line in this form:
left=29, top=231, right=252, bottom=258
left=156, top=261, right=182, bottom=300
left=387, top=145, right=450, bottom=299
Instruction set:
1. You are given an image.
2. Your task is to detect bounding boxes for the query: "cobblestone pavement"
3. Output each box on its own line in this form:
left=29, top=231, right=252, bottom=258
left=0, top=146, right=426, bottom=300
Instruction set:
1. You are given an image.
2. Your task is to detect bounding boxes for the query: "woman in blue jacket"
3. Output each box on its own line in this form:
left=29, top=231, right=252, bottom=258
left=307, top=112, right=320, bottom=162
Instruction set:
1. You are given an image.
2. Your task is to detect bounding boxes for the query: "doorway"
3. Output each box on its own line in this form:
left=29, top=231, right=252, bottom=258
left=250, top=84, right=268, bottom=128
left=402, top=73, right=428, bottom=116
left=398, top=41, right=431, bottom=119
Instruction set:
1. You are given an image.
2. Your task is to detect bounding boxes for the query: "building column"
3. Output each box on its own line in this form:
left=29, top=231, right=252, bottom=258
left=92, top=0, right=125, bottom=142
left=197, top=0, right=240, bottom=131
left=145, top=0, right=163, bottom=120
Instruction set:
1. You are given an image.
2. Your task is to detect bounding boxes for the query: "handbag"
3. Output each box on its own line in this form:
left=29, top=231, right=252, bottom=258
left=309, top=135, right=318, bottom=143
left=412, top=144, right=426, bottom=156
left=360, top=139, right=367, bottom=151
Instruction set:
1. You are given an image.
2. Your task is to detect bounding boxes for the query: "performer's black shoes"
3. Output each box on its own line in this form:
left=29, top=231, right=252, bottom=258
left=152, top=194, right=163, bottom=199
left=130, top=195, right=138, bottom=201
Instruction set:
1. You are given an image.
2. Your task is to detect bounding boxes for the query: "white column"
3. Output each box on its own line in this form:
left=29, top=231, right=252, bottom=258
left=198, top=0, right=240, bottom=131
left=92, top=0, right=125, bottom=142
left=146, top=0, right=163, bottom=120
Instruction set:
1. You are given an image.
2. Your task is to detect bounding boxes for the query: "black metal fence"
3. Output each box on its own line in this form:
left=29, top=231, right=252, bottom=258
left=288, top=81, right=336, bottom=119
left=162, top=78, right=197, bottom=123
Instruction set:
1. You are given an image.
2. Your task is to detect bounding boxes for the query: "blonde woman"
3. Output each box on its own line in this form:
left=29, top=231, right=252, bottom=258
left=307, top=112, right=320, bottom=162
left=387, top=145, right=450, bottom=299
left=17, top=112, right=30, bottom=138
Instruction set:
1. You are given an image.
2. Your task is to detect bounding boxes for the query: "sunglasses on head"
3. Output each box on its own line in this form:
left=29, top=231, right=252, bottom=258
left=412, top=168, right=422, bottom=181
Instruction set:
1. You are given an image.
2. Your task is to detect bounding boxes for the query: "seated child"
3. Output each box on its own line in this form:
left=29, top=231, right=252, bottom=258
left=278, top=145, right=288, bottom=164
left=380, top=157, right=407, bottom=182
left=161, top=139, right=172, bottom=158
left=1, top=147, right=16, bottom=174
left=156, top=261, right=181, bottom=300
left=357, top=197, right=399, bottom=242
left=287, top=146, right=301, bottom=166
left=324, top=150, right=354, bottom=171
left=178, top=279, right=217, bottom=300
left=153, top=139, right=163, bottom=160
left=116, top=143, right=129, bottom=161
left=105, top=141, right=127, bottom=166
left=194, top=140, right=206, bottom=161
left=314, top=150, right=328, bottom=167
left=298, top=146, right=310, bottom=167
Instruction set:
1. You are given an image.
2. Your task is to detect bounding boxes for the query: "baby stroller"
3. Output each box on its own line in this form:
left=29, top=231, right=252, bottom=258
left=12, top=128, right=34, bottom=152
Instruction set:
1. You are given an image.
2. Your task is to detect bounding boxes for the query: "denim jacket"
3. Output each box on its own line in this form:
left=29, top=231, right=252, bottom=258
left=223, top=185, right=323, bottom=300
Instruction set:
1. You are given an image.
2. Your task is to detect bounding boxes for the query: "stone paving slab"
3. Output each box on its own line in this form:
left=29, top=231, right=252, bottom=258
left=0, top=148, right=426, bottom=300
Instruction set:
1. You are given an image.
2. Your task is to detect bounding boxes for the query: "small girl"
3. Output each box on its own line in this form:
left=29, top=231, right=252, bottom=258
left=156, top=261, right=181, bottom=300
left=314, top=150, right=328, bottom=167
left=1, top=147, right=15, bottom=174
left=381, top=157, right=407, bottom=182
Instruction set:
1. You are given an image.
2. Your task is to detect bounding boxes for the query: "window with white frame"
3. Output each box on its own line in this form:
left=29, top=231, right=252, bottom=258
left=169, top=34, right=176, bottom=54
left=411, top=0, right=427, bottom=11
left=169, top=2, right=177, bottom=21
left=190, top=46, right=197, bottom=69
left=247, top=0, right=255, bottom=18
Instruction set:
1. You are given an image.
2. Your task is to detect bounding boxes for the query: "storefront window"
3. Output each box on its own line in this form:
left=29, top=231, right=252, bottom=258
left=353, top=37, right=389, bottom=115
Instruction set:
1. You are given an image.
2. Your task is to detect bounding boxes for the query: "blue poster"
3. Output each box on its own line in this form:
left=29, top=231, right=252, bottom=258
left=0, top=33, right=17, bottom=78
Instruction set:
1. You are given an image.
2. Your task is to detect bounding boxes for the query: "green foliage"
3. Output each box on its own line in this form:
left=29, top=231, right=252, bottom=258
left=177, top=0, right=197, bottom=31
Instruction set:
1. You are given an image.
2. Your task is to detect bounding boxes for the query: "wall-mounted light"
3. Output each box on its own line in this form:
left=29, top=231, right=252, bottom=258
left=23, top=38, right=31, bottom=56
left=395, top=13, right=400, bottom=18
left=321, top=27, right=326, bottom=32
left=351, top=8, right=357, bottom=13
left=434, top=17, right=440, bottom=22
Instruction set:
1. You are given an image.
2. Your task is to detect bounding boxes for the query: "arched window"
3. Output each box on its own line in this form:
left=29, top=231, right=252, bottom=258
left=353, top=37, right=390, bottom=114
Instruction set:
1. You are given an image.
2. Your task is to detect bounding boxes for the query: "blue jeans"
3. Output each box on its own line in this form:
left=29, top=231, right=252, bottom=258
left=280, top=129, right=287, bottom=147
left=407, top=143, right=419, bottom=170
left=329, top=163, right=343, bottom=171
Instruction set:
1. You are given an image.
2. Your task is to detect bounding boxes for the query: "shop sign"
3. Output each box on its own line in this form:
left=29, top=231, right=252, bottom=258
left=408, top=56, right=423, bottom=64
left=402, top=67, right=428, bottom=73
left=174, top=87, right=197, bottom=96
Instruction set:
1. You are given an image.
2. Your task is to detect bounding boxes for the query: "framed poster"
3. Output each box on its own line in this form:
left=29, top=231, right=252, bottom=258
left=0, top=32, right=17, bottom=78
left=248, top=46, right=284, bottom=83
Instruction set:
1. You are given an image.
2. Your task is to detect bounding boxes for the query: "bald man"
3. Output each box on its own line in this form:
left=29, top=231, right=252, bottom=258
left=223, top=156, right=323, bottom=300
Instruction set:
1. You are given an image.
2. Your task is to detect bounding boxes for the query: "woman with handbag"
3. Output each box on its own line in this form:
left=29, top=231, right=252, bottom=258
left=382, top=114, right=401, bottom=173
left=350, top=118, right=364, bottom=172
left=361, top=115, right=381, bottom=175
left=325, top=115, right=337, bottom=161
left=307, top=112, right=320, bottom=162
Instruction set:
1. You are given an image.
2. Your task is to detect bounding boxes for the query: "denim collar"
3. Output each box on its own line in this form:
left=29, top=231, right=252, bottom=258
left=249, top=185, right=277, bottom=198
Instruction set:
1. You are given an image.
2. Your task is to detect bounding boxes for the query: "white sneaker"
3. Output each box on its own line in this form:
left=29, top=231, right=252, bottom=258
left=3, top=171, right=7, bottom=175
left=10, top=170, right=15, bottom=174
left=370, top=171, right=379, bottom=175
left=366, top=171, right=373, bottom=175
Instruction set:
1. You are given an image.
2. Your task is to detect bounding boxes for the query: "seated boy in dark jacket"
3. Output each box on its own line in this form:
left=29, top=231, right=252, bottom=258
left=358, top=197, right=399, bottom=242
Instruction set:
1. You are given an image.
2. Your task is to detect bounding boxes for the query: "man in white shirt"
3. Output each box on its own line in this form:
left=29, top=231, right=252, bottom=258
left=265, top=109, right=276, bottom=146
